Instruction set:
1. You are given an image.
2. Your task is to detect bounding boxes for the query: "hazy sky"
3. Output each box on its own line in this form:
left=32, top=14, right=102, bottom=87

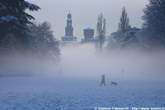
left=28, top=0, right=148, bottom=40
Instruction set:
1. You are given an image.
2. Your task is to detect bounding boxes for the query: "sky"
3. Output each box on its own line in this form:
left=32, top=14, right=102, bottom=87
left=28, top=0, right=148, bottom=40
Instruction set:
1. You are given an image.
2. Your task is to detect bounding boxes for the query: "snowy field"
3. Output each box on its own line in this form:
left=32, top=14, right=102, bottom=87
left=0, top=77, right=165, bottom=110
left=0, top=44, right=165, bottom=110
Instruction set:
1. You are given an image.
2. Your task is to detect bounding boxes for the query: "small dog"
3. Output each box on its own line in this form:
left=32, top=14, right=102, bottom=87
left=111, top=81, right=118, bottom=86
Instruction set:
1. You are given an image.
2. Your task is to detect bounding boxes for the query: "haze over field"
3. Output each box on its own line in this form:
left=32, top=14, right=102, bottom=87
left=60, top=44, right=165, bottom=82
left=28, top=0, right=148, bottom=39
left=1, top=44, right=165, bottom=84
left=1, top=44, right=165, bottom=109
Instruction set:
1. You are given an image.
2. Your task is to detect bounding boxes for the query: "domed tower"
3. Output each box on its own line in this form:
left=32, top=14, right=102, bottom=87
left=65, top=13, right=74, bottom=37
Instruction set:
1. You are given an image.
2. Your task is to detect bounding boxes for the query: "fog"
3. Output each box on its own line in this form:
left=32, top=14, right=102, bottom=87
left=0, top=44, right=165, bottom=109
left=1, top=44, right=165, bottom=83
left=60, top=44, right=165, bottom=82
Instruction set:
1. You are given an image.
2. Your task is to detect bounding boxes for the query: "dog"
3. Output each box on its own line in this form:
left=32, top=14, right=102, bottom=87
left=111, top=81, right=118, bottom=86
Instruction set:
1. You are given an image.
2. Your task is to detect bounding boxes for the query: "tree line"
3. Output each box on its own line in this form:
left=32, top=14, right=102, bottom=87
left=98, top=0, right=165, bottom=50
left=0, top=0, right=165, bottom=54
left=0, top=0, right=60, bottom=57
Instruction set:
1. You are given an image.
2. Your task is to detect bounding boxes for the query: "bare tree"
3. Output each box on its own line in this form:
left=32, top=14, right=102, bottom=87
left=96, top=13, right=106, bottom=50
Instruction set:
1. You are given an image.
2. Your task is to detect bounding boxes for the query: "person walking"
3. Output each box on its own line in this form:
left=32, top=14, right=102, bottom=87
left=100, top=74, right=106, bottom=86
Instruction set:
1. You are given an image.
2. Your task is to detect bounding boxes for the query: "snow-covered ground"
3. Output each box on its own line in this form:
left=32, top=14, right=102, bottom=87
left=0, top=44, right=165, bottom=110
left=0, top=77, right=165, bottom=110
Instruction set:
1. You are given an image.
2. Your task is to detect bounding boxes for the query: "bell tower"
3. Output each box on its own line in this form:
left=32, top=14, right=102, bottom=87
left=65, top=13, right=74, bottom=37
left=62, top=12, right=77, bottom=41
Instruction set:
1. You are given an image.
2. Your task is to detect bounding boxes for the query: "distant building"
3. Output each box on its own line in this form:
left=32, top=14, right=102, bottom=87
left=82, top=28, right=95, bottom=42
left=62, top=13, right=77, bottom=41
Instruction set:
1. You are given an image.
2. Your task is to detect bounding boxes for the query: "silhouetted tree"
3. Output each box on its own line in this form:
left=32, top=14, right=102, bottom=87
left=107, top=7, right=140, bottom=49
left=28, top=22, right=60, bottom=57
left=118, top=7, right=130, bottom=33
left=143, top=0, right=165, bottom=45
left=96, top=13, right=106, bottom=50
left=0, top=0, right=40, bottom=49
